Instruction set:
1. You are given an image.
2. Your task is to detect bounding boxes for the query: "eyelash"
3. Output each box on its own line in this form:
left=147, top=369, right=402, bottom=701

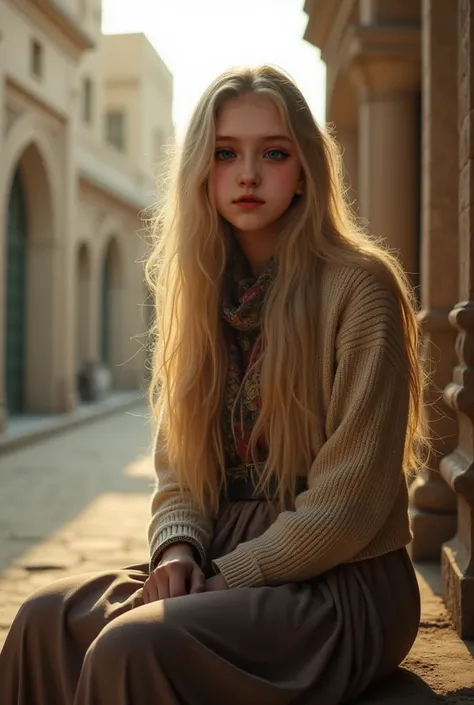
left=214, top=149, right=289, bottom=161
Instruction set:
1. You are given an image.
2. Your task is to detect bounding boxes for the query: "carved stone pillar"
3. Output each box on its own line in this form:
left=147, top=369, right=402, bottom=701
left=0, top=76, right=6, bottom=433
left=56, top=114, right=78, bottom=413
left=359, top=0, right=421, bottom=24
left=347, top=25, right=421, bottom=284
left=440, top=0, right=474, bottom=640
left=409, top=0, right=459, bottom=561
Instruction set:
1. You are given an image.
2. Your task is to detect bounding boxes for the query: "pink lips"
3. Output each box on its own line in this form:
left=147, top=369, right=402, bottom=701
left=234, top=195, right=265, bottom=209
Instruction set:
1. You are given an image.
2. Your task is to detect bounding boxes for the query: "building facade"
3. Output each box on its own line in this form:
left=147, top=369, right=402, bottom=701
left=0, top=1, right=173, bottom=427
left=304, top=0, right=473, bottom=638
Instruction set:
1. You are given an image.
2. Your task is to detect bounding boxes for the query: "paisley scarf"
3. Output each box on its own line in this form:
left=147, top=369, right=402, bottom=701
left=221, top=248, right=276, bottom=473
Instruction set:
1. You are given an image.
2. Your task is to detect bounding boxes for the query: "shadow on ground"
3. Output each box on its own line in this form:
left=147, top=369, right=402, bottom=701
left=357, top=668, right=474, bottom=703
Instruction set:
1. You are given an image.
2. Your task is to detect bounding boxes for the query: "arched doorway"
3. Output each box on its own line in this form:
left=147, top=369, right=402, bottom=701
left=100, top=238, right=121, bottom=381
left=4, top=168, right=28, bottom=415
left=1, top=132, right=59, bottom=418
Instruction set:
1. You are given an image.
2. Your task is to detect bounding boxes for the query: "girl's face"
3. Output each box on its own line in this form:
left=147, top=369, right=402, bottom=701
left=212, top=93, right=303, bottom=256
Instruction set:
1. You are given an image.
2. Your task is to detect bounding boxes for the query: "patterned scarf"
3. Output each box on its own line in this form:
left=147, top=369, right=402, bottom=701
left=221, top=249, right=277, bottom=472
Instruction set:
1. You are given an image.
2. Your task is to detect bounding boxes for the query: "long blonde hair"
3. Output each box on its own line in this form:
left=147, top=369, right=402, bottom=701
left=145, top=65, right=427, bottom=514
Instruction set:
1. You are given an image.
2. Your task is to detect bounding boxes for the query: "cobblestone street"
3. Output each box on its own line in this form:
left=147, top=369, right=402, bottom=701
left=0, top=409, right=473, bottom=702
left=0, top=405, right=153, bottom=647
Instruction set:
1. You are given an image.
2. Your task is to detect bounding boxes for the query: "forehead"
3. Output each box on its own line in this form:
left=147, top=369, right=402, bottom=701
left=215, top=94, right=288, bottom=138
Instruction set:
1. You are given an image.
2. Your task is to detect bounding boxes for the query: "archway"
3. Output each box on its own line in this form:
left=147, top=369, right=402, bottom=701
left=1, top=121, right=60, bottom=418
left=4, top=168, right=28, bottom=415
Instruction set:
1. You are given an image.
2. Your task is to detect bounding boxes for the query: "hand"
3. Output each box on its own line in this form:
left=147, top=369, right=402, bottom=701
left=143, top=543, right=205, bottom=604
left=205, top=572, right=229, bottom=592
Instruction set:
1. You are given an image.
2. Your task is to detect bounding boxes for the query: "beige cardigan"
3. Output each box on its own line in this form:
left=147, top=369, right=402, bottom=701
left=147, top=261, right=413, bottom=588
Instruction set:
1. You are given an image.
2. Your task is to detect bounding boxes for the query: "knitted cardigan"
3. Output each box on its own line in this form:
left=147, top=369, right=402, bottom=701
left=148, top=259, right=413, bottom=588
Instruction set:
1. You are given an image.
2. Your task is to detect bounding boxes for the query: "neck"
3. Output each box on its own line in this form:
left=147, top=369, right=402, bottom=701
left=233, top=228, right=278, bottom=277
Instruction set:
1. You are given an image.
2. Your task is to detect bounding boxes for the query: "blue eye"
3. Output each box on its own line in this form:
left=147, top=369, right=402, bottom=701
left=215, top=149, right=235, bottom=160
left=265, top=149, right=288, bottom=161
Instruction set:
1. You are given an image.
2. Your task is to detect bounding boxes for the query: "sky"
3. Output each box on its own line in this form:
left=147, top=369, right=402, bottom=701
left=102, top=0, right=326, bottom=139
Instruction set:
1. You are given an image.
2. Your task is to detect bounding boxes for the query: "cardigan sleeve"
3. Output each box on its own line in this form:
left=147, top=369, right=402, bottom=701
left=213, top=280, right=411, bottom=588
left=147, top=424, right=214, bottom=571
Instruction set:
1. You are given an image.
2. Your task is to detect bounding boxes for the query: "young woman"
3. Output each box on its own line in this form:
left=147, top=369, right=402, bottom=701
left=0, top=65, right=424, bottom=705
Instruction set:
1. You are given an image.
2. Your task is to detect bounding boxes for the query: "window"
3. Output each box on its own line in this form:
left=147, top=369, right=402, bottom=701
left=83, top=77, right=93, bottom=125
left=31, top=40, right=43, bottom=79
left=106, top=112, right=126, bottom=151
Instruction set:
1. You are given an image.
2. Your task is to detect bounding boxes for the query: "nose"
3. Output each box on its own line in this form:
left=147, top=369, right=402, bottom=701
left=237, top=156, right=260, bottom=187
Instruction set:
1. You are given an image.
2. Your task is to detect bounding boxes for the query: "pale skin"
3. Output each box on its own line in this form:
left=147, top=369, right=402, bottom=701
left=143, top=542, right=219, bottom=603
left=143, top=93, right=304, bottom=603
left=213, top=92, right=304, bottom=274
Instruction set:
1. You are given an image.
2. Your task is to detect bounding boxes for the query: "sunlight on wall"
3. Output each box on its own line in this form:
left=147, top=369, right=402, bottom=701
left=102, top=0, right=327, bottom=138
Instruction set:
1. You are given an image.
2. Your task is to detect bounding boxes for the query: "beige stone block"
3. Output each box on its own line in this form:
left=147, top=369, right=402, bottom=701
left=409, top=509, right=457, bottom=562
left=442, top=541, right=474, bottom=639
left=410, top=472, right=457, bottom=513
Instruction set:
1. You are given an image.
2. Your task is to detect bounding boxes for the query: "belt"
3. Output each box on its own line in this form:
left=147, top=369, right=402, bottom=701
left=221, top=464, right=308, bottom=502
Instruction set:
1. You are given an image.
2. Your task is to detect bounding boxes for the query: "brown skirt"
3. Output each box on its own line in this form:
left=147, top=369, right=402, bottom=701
left=0, top=499, right=420, bottom=705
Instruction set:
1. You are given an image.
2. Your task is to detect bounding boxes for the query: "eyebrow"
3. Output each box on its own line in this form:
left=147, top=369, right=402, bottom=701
left=215, top=134, right=293, bottom=143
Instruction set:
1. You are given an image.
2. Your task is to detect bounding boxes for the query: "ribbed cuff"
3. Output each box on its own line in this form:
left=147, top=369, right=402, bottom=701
left=212, top=547, right=264, bottom=588
left=149, top=525, right=207, bottom=570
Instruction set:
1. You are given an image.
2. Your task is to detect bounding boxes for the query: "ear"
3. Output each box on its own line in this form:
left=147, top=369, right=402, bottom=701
left=295, top=176, right=305, bottom=195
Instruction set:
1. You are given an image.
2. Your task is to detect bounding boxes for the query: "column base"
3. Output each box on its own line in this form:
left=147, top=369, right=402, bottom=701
left=442, top=540, right=474, bottom=639
left=408, top=508, right=457, bottom=561
left=55, top=377, right=77, bottom=414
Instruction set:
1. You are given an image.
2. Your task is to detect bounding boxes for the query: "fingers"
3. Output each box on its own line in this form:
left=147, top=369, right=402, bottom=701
left=146, top=562, right=189, bottom=601
left=143, top=576, right=160, bottom=604
left=189, top=566, right=205, bottom=594
left=142, top=571, right=168, bottom=603
left=155, top=569, right=171, bottom=600
left=143, top=558, right=206, bottom=603
left=168, top=566, right=188, bottom=598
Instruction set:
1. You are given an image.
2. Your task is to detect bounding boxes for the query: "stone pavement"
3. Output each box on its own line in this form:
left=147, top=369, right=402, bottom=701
left=0, top=407, right=473, bottom=703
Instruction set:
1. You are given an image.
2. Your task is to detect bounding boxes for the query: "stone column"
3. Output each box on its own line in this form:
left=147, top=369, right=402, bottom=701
left=360, top=0, right=421, bottom=24
left=0, top=74, right=6, bottom=432
left=409, top=0, right=459, bottom=561
left=89, top=253, right=101, bottom=361
left=440, top=0, right=474, bottom=640
left=348, top=30, right=421, bottom=284
left=52, top=93, right=78, bottom=413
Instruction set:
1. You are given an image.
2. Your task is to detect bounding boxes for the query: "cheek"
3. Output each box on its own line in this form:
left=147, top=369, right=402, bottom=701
left=212, top=166, right=230, bottom=202
left=271, top=163, right=301, bottom=196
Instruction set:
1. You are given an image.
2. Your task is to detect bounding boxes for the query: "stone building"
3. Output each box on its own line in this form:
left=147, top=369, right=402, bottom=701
left=304, top=0, right=473, bottom=638
left=0, top=1, right=173, bottom=429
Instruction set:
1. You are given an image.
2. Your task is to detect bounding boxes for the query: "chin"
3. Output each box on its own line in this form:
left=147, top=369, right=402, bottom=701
left=232, top=223, right=268, bottom=233
left=228, top=216, right=274, bottom=232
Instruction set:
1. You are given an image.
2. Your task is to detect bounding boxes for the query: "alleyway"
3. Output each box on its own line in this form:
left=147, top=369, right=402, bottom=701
left=0, top=406, right=153, bottom=646
left=0, top=409, right=473, bottom=703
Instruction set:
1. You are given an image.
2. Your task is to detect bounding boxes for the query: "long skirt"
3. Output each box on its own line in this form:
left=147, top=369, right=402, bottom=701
left=0, top=498, right=420, bottom=705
